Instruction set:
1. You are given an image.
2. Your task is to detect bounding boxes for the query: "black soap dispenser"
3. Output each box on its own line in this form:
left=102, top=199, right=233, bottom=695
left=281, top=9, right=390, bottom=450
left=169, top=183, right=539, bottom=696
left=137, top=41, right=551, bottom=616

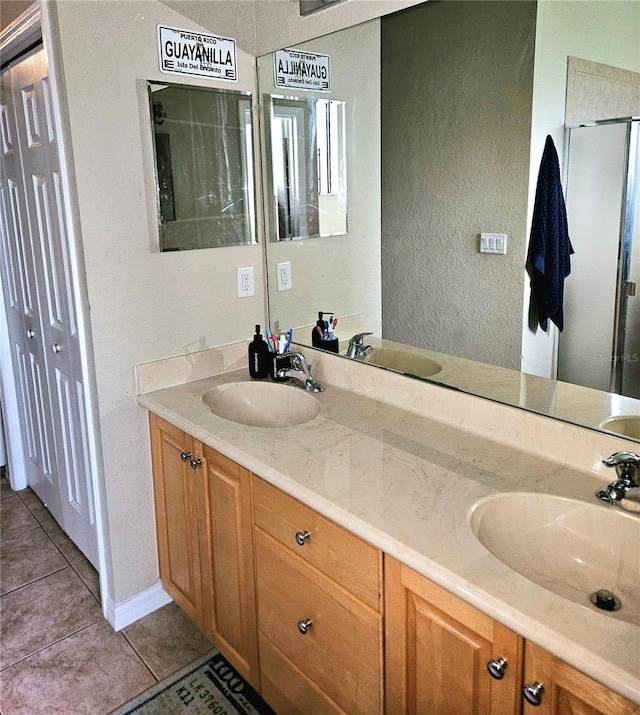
left=248, top=325, right=269, bottom=379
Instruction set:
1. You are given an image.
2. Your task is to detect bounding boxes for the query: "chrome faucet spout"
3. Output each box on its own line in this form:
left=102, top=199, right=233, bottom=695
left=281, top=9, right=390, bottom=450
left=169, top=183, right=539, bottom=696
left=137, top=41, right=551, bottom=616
left=275, top=351, right=324, bottom=393
left=347, top=332, right=373, bottom=360
left=596, top=451, right=640, bottom=504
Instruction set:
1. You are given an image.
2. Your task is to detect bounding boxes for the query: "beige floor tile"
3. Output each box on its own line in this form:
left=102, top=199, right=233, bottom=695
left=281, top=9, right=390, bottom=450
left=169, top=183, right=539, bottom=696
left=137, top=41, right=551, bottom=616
left=1, top=567, right=103, bottom=670
left=0, top=527, right=67, bottom=595
left=42, top=520, right=85, bottom=564
left=0, top=620, right=156, bottom=715
left=16, top=490, right=54, bottom=527
left=122, top=602, right=212, bottom=680
left=71, top=559, right=101, bottom=601
left=1, top=479, right=13, bottom=499
left=0, top=495, right=39, bottom=540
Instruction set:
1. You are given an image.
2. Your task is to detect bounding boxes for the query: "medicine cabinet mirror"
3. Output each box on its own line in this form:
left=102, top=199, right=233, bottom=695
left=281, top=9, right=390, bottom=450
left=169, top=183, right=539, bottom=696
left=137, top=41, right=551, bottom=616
left=148, top=82, right=256, bottom=251
left=264, top=95, right=347, bottom=241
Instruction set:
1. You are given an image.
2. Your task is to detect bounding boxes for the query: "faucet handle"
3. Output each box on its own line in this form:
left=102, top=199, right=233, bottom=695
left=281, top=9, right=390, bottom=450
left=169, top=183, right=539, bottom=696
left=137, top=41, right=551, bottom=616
left=349, top=332, right=373, bottom=346
left=603, top=451, right=640, bottom=482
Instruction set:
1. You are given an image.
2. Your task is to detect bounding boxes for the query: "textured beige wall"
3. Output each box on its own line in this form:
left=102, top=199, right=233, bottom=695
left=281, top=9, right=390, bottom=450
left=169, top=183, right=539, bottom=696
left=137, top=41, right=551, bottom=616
left=50, top=0, right=264, bottom=603
left=259, top=19, right=382, bottom=336
left=380, top=1, right=536, bottom=370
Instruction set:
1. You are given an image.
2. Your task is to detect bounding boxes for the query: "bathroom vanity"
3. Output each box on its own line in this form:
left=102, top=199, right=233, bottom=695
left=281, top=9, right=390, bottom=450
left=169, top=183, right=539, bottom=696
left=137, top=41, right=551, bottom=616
left=138, top=348, right=640, bottom=714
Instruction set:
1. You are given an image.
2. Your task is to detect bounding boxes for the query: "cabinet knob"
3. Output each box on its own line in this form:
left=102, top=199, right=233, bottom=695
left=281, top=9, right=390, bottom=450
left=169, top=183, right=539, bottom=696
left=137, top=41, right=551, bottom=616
left=26, top=329, right=35, bottom=339
left=180, top=451, right=192, bottom=462
left=297, top=619, right=313, bottom=634
left=487, top=657, right=508, bottom=680
left=295, top=530, right=311, bottom=546
left=523, top=682, right=545, bottom=706
left=52, top=344, right=61, bottom=353
left=190, top=458, right=202, bottom=470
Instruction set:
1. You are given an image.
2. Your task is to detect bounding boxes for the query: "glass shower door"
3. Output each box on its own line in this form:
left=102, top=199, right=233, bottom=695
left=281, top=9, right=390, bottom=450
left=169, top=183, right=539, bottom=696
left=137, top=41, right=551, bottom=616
left=559, top=118, right=639, bottom=399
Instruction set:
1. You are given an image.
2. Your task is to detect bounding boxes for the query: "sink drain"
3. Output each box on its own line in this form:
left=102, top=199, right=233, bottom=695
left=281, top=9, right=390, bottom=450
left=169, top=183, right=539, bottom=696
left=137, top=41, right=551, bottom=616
left=590, top=589, right=621, bottom=612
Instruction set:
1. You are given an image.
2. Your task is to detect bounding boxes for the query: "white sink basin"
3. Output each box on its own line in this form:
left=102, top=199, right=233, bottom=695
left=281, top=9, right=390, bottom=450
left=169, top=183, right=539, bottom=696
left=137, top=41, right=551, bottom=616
left=600, top=415, right=640, bottom=440
left=202, top=381, right=320, bottom=428
left=364, top=348, right=442, bottom=378
left=469, top=493, right=640, bottom=625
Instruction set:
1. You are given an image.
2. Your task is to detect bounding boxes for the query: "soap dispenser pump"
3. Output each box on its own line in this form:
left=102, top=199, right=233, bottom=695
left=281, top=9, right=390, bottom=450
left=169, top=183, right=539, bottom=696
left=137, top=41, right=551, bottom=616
left=248, top=325, right=270, bottom=379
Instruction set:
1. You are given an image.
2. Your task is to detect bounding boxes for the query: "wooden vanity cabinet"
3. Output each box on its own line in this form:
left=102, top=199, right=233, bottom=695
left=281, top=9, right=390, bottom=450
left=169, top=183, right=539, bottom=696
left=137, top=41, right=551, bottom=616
left=149, top=413, right=203, bottom=627
left=149, top=415, right=258, bottom=685
left=149, top=416, right=638, bottom=712
left=252, top=475, right=384, bottom=714
left=385, top=556, right=639, bottom=715
left=384, top=556, right=523, bottom=715
left=522, top=642, right=640, bottom=715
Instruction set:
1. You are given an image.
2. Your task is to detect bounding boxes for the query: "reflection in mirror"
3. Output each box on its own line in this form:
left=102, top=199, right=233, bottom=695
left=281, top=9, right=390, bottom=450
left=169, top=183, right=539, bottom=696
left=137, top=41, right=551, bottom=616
left=268, top=95, right=347, bottom=240
left=259, top=0, right=640, bottom=440
left=148, top=82, right=256, bottom=251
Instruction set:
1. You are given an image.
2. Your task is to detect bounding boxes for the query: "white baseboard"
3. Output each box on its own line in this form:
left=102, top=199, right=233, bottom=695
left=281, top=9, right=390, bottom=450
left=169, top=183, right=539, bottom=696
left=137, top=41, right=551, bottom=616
left=105, top=581, right=172, bottom=631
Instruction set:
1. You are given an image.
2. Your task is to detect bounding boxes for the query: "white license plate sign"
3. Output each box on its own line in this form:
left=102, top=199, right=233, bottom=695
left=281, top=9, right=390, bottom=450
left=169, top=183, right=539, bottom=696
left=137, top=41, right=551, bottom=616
left=158, top=25, right=237, bottom=82
left=274, top=49, right=331, bottom=92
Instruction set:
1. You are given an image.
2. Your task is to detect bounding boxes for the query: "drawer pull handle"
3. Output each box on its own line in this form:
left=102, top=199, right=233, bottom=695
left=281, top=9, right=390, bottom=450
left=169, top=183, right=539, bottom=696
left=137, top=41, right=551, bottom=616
left=523, top=682, right=545, bottom=706
left=190, top=458, right=202, bottom=470
left=487, top=657, right=508, bottom=680
left=295, top=530, right=311, bottom=546
left=180, top=451, right=192, bottom=462
left=297, top=619, right=313, bottom=634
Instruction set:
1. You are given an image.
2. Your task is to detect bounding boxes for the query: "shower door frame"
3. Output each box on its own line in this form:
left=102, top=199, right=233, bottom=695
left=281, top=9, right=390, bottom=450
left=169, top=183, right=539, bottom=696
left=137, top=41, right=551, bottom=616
left=563, top=116, right=640, bottom=396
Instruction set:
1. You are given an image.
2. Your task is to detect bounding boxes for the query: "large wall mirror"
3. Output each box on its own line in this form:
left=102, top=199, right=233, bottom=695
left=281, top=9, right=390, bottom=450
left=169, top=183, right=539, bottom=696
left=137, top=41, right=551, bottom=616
left=257, top=0, right=640, bottom=441
left=148, top=82, right=256, bottom=251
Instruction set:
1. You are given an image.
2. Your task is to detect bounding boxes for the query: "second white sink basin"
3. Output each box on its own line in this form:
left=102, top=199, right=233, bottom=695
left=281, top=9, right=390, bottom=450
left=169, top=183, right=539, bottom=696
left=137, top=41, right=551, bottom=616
left=202, top=381, right=320, bottom=428
left=600, top=415, right=640, bottom=440
left=469, top=493, right=640, bottom=625
left=364, top=348, right=442, bottom=378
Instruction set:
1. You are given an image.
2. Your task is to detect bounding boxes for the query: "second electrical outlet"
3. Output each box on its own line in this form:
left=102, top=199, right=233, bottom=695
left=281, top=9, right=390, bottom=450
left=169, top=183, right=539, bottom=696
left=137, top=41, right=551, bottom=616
left=237, top=266, right=255, bottom=298
left=276, top=261, right=292, bottom=291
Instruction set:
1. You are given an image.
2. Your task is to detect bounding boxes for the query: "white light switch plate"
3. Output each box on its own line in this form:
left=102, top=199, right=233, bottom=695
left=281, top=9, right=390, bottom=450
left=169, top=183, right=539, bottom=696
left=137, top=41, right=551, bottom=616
left=480, top=233, right=507, bottom=254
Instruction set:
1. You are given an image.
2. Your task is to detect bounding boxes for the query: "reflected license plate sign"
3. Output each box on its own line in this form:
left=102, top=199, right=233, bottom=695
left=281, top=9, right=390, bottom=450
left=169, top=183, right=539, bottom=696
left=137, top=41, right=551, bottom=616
left=157, top=25, right=237, bottom=82
left=274, top=49, right=331, bottom=92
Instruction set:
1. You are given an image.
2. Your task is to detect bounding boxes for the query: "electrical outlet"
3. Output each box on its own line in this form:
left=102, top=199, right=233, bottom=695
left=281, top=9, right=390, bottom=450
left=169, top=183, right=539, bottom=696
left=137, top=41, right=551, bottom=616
left=276, top=261, right=292, bottom=291
left=237, top=266, right=255, bottom=298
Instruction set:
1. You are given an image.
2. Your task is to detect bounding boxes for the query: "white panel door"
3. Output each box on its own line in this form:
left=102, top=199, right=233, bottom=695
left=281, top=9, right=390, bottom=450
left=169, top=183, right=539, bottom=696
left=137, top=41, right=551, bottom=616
left=1, top=47, right=98, bottom=567
left=0, top=62, right=62, bottom=523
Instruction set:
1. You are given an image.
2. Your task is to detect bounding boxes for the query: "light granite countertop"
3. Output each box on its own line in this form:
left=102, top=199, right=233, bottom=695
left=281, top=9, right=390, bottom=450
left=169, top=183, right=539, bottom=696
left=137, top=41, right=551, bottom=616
left=137, top=365, right=640, bottom=704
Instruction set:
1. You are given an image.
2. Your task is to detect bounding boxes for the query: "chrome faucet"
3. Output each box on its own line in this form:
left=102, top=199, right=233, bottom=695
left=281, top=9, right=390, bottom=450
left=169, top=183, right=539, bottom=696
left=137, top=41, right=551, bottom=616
left=596, top=451, right=640, bottom=504
left=347, top=332, right=373, bottom=360
left=275, top=352, right=324, bottom=393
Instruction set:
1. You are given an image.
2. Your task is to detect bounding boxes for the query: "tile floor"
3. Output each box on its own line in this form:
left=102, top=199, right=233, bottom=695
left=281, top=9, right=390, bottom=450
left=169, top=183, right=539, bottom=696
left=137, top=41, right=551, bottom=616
left=0, top=470, right=213, bottom=714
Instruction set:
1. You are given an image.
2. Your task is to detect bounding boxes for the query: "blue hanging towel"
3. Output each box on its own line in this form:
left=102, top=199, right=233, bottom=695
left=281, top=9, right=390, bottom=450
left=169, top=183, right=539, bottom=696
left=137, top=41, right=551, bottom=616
left=526, top=135, right=573, bottom=331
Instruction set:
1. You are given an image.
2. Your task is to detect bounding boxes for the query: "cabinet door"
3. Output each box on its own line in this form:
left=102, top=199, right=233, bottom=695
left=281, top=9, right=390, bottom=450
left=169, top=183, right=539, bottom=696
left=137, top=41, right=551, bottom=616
left=385, top=556, right=523, bottom=715
left=523, top=642, right=640, bottom=715
left=199, top=445, right=258, bottom=686
left=149, top=414, right=202, bottom=626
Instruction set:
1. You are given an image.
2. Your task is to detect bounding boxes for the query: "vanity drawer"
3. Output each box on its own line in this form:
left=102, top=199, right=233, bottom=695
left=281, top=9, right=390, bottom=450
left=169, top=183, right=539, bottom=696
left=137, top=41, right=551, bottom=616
left=259, top=634, right=344, bottom=715
left=254, top=528, right=383, bottom=715
left=252, top=476, right=382, bottom=611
